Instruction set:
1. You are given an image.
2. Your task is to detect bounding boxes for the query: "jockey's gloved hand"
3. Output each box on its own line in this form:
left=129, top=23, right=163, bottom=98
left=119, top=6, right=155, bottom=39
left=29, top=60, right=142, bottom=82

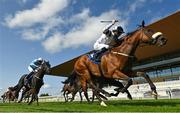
left=34, top=69, right=38, bottom=72
left=112, top=19, right=118, bottom=24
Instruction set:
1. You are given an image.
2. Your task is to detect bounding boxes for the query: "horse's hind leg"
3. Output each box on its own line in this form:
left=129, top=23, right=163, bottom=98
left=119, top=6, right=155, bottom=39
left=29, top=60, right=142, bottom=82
left=136, top=71, right=158, bottom=99
left=81, top=80, right=90, bottom=103
left=79, top=91, right=83, bottom=103
left=28, top=94, right=34, bottom=105
left=126, top=90, right=132, bottom=100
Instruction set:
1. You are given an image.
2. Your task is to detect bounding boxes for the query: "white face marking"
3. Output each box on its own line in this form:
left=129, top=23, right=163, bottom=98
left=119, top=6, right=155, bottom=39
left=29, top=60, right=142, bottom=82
left=152, top=32, right=163, bottom=39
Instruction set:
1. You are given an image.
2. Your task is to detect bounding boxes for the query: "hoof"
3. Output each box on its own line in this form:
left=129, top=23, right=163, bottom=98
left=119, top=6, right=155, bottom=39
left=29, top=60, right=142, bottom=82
left=114, top=88, right=119, bottom=92
left=110, top=93, right=118, bottom=96
left=152, top=91, right=158, bottom=100
left=104, top=93, right=111, bottom=97
left=152, top=91, right=158, bottom=96
left=127, top=95, right=133, bottom=100
left=100, top=101, right=107, bottom=107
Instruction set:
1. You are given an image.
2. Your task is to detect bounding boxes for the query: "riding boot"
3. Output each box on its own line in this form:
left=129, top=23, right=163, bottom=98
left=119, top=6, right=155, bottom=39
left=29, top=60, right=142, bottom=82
left=94, top=47, right=108, bottom=62
left=25, top=71, right=34, bottom=87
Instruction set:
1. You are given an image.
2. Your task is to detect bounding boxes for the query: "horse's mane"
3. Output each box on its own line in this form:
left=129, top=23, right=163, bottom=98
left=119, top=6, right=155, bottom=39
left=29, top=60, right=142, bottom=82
left=126, top=30, right=138, bottom=37
left=122, top=27, right=142, bottom=40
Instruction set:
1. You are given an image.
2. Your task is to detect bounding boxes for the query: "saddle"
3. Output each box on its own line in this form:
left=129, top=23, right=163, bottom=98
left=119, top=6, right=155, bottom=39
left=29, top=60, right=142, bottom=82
left=88, top=50, right=107, bottom=64
left=24, top=72, right=35, bottom=87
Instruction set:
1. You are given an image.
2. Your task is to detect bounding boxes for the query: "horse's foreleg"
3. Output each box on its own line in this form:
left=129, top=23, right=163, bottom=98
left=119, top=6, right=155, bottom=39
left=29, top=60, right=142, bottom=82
left=89, top=81, right=108, bottom=106
left=110, top=80, right=132, bottom=99
left=79, top=91, right=83, bottom=103
left=137, top=72, right=158, bottom=99
left=112, top=70, right=132, bottom=93
left=90, top=82, right=111, bottom=97
left=2, top=98, right=4, bottom=103
left=28, top=94, right=34, bottom=105
left=91, top=89, right=95, bottom=102
left=36, top=94, right=39, bottom=106
left=63, top=91, right=67, bottom=102
left=28, top=89, right=36, bottom=105
left=126, top=90, right=133, bottom=100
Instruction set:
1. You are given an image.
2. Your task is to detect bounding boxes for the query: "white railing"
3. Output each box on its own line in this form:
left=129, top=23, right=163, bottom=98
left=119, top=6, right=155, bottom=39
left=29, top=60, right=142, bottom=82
left=38, top=80, right=180, bottom=102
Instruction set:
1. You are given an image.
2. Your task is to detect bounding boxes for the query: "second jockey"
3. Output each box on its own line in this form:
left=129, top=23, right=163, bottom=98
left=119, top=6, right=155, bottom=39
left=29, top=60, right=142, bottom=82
left=25, top=57, right=44, bottom=87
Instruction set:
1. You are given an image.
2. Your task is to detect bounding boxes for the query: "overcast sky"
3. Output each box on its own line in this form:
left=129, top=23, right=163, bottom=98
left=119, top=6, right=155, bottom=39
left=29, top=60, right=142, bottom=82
left=0, top=0, right=179, bottom=96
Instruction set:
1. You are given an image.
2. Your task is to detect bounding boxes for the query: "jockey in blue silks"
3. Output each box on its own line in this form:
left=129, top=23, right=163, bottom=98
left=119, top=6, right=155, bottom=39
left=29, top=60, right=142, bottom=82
left=93, top=19, right=125, bottom=62
left=25, top=57, right=44, bottom=87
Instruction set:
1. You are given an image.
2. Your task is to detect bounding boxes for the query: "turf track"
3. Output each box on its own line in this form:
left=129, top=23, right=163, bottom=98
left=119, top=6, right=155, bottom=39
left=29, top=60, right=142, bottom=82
left=0, top=99, right=180, bottom=112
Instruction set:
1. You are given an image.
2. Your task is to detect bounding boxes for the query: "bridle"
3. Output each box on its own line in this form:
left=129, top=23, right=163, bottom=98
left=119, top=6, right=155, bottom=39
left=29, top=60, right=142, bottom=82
left=33, top=60, right=49, bottom=80
left=139, top=27, right=158, bottom=45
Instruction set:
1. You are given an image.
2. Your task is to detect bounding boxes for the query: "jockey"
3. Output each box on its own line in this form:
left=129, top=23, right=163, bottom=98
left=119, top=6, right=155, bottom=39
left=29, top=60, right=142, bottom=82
left=93, top=19, right=125, bottom=62
left=25, top=57, right=44, bottom=86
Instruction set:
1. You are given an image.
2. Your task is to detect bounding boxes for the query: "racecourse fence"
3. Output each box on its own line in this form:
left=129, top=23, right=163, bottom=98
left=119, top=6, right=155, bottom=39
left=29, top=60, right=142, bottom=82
left=38, top=79, right=180, bottom=102
left=1, top=80, right=179, bottom=103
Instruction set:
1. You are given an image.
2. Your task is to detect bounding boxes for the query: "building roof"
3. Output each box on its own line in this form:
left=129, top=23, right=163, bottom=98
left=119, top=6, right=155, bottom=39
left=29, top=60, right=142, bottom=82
left=50, top=11, right=180, bottom=77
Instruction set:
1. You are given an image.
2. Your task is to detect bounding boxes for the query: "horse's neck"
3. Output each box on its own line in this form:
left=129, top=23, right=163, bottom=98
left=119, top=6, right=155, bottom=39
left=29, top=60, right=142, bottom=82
left=35, top=69, right=45, bottom=79
left=114, top=31, right=141, bottom=55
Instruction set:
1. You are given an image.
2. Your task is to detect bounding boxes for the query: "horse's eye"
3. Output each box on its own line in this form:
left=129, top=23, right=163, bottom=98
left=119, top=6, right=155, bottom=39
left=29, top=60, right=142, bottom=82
left=147, top=29, right=154, bottom=33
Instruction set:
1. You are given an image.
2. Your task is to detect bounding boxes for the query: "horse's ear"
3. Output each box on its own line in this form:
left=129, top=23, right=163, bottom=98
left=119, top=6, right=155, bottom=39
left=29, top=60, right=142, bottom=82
left=142, top=20, right=145, bottom=27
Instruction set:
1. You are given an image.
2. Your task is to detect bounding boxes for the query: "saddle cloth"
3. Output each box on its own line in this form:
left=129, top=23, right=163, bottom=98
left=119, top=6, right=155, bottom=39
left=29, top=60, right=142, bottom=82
left=87, top=51, right=101, bottom=64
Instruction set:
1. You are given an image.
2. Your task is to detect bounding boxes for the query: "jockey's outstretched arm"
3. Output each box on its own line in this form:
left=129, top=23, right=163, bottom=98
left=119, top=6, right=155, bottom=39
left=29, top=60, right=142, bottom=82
left=102, top=20, right=118, bottom=34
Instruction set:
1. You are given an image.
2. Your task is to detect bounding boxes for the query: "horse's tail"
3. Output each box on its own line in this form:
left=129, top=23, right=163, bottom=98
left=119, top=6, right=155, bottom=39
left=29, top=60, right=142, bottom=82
left=61, top=70, right=77, bottom=85
left=14, top=74, right=27, bottom=93
left=60, top=89, right=64, bottom=93
left=61, top=86, right=65, bottom=93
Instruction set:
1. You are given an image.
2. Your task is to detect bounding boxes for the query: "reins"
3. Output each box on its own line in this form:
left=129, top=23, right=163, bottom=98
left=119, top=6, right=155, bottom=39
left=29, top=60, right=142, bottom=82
left=111, top=51, right=134, bottom=58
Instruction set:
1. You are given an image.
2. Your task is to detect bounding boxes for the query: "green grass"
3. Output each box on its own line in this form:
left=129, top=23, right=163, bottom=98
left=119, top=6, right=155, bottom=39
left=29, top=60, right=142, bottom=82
left=0, top=99, right=180, bottom=112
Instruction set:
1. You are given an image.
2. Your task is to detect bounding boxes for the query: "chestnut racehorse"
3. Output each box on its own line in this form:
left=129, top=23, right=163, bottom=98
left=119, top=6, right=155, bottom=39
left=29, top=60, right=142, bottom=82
left=73, top=22, right=167, bottom=106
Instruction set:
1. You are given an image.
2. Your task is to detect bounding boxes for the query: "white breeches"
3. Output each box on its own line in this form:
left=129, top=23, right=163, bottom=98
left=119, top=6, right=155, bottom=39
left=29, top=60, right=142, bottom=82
left=93, top=43, right=109, bottom=50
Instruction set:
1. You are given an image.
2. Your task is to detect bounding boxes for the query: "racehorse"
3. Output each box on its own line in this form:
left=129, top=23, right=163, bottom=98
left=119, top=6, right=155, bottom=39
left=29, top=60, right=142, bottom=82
left=72, top=21, right=167, bottom=106
left=64, top=71, right=132, bottom=103
left=62, top=73, right=109, bottom=103
left=61, top=81, right=83, bottom=102
left=13, top=60, right=51, bottom=105
left=1, top=87, right=17, bottom=103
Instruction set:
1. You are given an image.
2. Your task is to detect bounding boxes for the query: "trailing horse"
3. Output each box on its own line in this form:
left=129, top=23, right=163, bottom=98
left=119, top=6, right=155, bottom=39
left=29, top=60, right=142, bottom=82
left=1, top=87, right=17, bottom=103
left=72, top=21, right=167, bottom=106
left=12, top=60, right=51, bottom=105
left=61, top=79, right=83, bottom=102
